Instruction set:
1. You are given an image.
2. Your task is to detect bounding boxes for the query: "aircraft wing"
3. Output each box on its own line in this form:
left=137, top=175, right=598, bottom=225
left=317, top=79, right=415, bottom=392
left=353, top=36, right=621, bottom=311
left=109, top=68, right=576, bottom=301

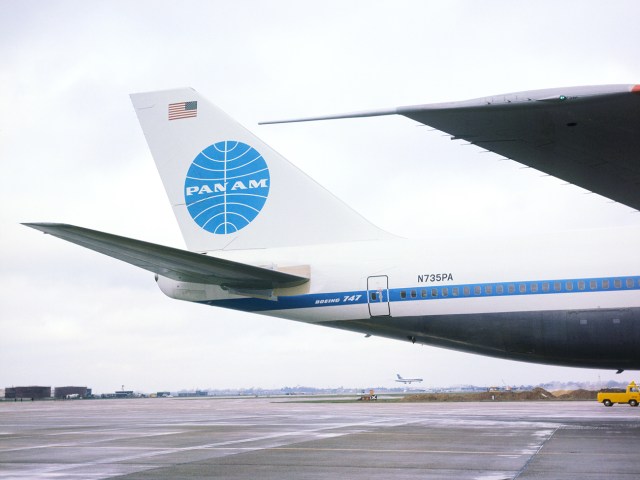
left=263, top=84, right=640, bottom=210
left=23, top=223, right=309, bottom=290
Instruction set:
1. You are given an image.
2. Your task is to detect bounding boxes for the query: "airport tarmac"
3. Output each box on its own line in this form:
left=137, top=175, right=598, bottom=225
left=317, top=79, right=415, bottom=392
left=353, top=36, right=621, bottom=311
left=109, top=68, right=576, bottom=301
left=1, top=397, right=639, bottom=479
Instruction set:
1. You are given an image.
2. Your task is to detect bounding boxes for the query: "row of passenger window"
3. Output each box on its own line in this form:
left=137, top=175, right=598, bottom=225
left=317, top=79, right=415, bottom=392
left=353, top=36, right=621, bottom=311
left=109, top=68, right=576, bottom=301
left=399, top=277, right=638, bottom=300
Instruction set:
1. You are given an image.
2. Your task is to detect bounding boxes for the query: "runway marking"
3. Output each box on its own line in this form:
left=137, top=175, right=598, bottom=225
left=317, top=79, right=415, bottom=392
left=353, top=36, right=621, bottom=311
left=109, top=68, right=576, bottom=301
left=513, top=425, right=561, bottom=479
left=0, top=431, right=186, bottom=453
left=211, top=446, right=529, bottom=455
left=9, top=444, right=633, bottom=457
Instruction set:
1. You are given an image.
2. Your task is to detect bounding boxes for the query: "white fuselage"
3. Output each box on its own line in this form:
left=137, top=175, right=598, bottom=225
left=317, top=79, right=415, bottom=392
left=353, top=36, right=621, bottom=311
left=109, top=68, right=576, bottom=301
left=155, top=225, right=640, bottom=369
left=158, top=225, right=640, bottom=323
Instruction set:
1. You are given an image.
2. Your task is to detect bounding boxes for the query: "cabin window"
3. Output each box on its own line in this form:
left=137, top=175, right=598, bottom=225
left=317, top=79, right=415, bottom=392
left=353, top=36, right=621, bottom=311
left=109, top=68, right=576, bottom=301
left=554, top=282, right=561, bottom=292
left=410, top=290, right=417, bottom=298
left=602, top=280, right=610, bottom=289
left=626, top=278, right=634, bottom=288
left=566, top=281, right=573, bottom=291
left=400, top=290, right=407, bottom=299
left=452, top=287, right=459, bottom=297
left=463, top=286, right=470, bottom=296
left=614, top=279, right=622, bottom=289
left=508, top=284, right=515, bottom=294
left=590, top=280, right=597, bottom=290
left=442, top=287, right=449, bottom=297
left=542, top=282, right=550, bottom=292
left=421, top=289, right=427, bottom=298
left=578, top=281, right=585, bottom=291
left=370, top=292, right=377, bottom=301
left=530, top=283, right=538, bottom=293
left=431, top=288, right=438, bottom=297
left=519, top=284, right=526, bottom=293
left=474, top=286, right=481, bottom=295
left=485, top=285, right=492, bottom=295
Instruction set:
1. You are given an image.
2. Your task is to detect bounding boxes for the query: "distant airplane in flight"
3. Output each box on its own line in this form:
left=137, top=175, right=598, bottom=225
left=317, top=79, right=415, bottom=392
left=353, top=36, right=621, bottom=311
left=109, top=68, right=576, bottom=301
left=395, top=374, right=423, bottom=384
left=25, top=84, right=640, bottom=371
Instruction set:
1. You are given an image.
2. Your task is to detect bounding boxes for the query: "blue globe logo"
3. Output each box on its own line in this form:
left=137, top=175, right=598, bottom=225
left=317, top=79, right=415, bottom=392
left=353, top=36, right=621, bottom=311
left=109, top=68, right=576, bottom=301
left=184, top=141, right=270, bottom=234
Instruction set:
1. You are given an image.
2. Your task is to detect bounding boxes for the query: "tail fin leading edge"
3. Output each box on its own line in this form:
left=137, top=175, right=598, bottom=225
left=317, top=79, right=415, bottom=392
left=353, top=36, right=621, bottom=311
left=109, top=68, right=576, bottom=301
left=130, top=88, right=393, bottom=252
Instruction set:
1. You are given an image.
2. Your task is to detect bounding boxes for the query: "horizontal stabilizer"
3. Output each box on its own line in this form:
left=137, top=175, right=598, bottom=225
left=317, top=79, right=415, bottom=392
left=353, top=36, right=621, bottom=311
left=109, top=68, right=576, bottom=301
left=23, top=223, right=309, bottom=290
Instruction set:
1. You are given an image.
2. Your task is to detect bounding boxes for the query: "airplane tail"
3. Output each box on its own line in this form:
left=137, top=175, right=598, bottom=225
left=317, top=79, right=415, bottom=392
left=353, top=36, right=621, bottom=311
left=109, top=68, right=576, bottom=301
left=396, top=374, right=403, bottom=379
left=130, top=88, right=393, bottom=252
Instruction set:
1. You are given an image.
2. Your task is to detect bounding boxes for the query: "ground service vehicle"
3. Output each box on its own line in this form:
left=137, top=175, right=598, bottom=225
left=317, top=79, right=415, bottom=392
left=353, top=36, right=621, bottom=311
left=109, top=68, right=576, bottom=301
left=597, top=381, right=640, bottom=407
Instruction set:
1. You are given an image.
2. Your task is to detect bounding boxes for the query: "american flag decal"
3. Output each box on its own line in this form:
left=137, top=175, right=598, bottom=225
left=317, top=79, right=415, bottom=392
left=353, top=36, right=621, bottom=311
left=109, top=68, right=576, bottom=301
left=168, top=101, right=197, bottom=120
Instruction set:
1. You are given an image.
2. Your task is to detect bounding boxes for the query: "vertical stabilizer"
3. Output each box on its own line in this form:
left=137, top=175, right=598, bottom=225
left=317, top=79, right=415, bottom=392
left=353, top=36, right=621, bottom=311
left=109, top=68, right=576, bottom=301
left=130, top=88, right=393, bottom=251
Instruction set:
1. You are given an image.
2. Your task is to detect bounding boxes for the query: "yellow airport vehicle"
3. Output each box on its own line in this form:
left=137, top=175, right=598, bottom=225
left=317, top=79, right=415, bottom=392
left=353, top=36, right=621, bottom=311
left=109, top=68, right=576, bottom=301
left=358, top=389, right=378, bottom=401
left=597, top=381, right=640, bottom=407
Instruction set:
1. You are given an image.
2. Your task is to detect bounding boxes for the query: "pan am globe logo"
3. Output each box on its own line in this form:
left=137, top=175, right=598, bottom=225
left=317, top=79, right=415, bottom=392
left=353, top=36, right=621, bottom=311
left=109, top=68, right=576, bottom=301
left=184, top=141, right=270, bottom=234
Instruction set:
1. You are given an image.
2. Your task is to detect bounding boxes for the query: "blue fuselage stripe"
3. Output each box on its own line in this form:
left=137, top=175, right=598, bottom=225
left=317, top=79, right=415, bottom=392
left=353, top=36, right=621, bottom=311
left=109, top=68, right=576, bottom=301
left=201, top=275, right=640, bottom=312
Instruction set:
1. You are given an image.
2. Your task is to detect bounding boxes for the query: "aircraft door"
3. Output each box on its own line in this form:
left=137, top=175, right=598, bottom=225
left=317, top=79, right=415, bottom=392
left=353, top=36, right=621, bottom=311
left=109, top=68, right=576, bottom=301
left=367, top=275, right=390, bottom=317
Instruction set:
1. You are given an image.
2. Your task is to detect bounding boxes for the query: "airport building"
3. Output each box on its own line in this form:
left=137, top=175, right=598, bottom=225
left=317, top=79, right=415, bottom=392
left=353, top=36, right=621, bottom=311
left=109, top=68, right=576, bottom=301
left=114, top=390, right=134, bottom=398
left=54, top=386, right=91, bottom=399
left=5, top=386, right=51, bottom=400
left=178, top=390, right=208, bottom=397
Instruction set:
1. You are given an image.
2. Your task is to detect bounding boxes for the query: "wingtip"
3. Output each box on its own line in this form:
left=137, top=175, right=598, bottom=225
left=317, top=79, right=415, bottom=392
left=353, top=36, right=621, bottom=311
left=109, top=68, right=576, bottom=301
left=22, top=222, right=59, bottom=227
left=22, top=222, right=69, bottom=233
left=22, top=223, right=49, bottom=235
left=259, top=108, right=399, bottom=125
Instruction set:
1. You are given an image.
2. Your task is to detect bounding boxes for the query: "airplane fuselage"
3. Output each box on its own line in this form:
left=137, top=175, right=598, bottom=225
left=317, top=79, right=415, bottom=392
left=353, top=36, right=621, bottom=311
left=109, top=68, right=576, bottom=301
left=158, top=227, right=640, bottom=370
left=396, top=376, right=423, bottom=384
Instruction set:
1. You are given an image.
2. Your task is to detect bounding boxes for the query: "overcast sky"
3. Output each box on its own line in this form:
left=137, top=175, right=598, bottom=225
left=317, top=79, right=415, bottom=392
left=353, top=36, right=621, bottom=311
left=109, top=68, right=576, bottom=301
left=2, top=1, right=640, bottom=394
